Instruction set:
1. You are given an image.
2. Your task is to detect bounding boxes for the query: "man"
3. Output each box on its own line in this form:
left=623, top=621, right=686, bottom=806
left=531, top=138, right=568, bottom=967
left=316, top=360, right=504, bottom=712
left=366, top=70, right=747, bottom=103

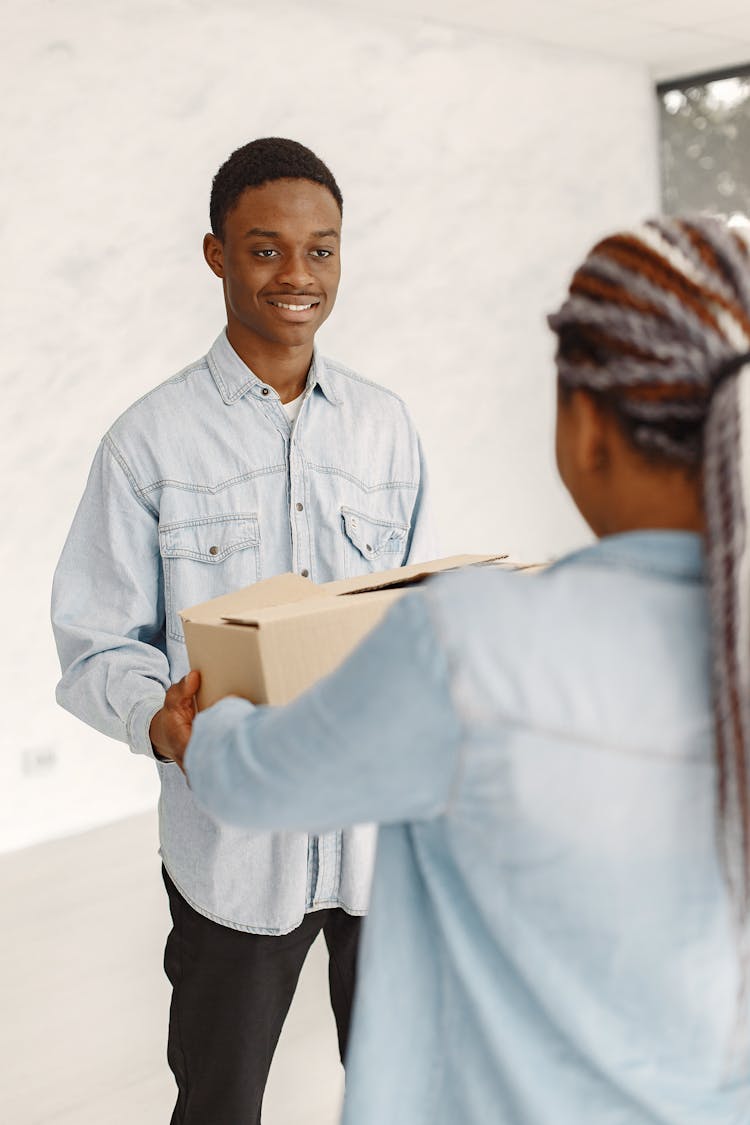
left=52, top=137, right=434, bottom=1125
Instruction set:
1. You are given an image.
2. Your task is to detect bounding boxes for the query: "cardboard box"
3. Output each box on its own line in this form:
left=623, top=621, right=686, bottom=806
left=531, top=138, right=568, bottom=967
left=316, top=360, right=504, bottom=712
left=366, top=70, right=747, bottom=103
left=180, top=554, right=516, bottom=710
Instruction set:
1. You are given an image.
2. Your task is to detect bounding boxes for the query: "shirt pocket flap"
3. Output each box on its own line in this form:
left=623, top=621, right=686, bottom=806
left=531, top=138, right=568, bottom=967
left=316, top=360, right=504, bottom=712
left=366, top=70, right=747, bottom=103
left=159, top=515, right=260, bottom=564
left=341, top=507, right=408, bottom=561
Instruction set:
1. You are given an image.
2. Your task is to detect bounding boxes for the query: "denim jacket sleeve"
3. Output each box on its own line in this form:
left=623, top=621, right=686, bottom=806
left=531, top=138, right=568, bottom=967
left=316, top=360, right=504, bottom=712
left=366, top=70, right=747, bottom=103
left=185, top=591, right=463, bottom=832
left=51, top=435, right=171, bottom=757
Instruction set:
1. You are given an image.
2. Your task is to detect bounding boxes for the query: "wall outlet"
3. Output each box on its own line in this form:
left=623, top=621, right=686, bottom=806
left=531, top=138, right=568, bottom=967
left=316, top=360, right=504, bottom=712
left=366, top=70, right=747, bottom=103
left=21, top=746, right=58, bottom=777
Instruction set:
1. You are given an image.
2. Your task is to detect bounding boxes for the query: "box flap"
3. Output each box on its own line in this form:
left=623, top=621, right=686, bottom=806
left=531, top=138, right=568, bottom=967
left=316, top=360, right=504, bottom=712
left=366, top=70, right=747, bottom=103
left=335, top=553, right=511, bottom=596
left=219, top=554, right=510, bottom=627
left=180, top=571, right=323, bottom=626
left=322, top=553, right=508, bottom=598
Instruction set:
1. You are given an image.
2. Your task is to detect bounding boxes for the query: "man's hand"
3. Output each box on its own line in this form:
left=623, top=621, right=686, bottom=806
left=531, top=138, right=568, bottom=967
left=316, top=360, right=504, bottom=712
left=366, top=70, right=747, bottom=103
left=150, top=671, right=201, bottom=772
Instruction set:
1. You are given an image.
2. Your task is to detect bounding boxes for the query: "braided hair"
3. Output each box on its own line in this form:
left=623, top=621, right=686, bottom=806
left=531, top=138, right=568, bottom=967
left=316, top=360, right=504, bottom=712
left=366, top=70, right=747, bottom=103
left=548, top=215, right=750, bottom=996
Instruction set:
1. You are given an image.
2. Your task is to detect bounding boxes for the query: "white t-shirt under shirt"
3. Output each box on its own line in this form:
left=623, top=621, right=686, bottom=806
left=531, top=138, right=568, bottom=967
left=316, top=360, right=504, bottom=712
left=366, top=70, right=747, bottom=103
left=282, top=393, right=305, bottom=426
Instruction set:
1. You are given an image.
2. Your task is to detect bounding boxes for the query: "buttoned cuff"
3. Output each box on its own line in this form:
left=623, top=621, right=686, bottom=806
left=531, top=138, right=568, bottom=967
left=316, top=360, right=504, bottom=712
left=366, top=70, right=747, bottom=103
left=126, top=694, right=167, bottom=758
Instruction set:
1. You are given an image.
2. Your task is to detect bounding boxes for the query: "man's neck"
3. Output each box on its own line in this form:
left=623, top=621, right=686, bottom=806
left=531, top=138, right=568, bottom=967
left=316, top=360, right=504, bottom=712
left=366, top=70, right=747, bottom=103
left=226, top=326, right=313, bottom=404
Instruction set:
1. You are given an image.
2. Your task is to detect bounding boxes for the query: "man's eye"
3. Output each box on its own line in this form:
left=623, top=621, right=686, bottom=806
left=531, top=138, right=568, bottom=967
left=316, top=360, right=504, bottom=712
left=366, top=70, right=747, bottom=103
left=312, top=249, right=333, bottom=259
left=253, top=249, right=278, bottom=258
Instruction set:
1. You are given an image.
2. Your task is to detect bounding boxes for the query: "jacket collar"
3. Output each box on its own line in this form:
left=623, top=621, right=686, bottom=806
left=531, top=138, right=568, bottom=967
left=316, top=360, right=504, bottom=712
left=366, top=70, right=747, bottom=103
left=207, top=330, right=341, bottom=407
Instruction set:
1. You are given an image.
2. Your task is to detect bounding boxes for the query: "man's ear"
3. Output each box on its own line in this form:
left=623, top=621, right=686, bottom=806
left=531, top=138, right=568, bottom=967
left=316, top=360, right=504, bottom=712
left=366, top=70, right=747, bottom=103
left=571, top=389, right=610, bottom=474
left=203, top=233, right=225, bottom=279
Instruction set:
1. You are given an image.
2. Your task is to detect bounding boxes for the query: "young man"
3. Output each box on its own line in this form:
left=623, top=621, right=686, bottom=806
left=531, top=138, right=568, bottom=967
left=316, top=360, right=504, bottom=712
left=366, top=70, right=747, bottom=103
left=52, top=137, right=434, bottom=1125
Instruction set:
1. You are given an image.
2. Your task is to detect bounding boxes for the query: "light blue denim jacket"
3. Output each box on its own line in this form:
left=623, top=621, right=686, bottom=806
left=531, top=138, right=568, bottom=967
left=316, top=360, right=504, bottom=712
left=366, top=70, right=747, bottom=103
left=186, top=532, right=750, bottom=1123
left=52, top=330, right=435, bottom=932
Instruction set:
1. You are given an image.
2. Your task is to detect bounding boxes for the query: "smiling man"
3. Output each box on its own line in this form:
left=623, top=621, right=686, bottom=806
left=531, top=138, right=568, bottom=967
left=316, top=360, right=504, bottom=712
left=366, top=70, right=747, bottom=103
left=51, top=138, right=435, bottom=1125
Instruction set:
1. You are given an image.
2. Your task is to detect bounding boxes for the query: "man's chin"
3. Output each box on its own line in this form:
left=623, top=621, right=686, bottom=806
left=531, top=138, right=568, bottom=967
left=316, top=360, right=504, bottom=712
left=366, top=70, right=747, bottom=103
left=264, top=316, right=325, bottom=348
left=273, top=325, right=319, bottom=349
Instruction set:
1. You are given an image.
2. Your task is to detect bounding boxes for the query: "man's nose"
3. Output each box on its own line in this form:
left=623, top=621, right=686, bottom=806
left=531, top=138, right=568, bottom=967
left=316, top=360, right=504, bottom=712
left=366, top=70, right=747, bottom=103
left=275, top=251, right=315, bottom=289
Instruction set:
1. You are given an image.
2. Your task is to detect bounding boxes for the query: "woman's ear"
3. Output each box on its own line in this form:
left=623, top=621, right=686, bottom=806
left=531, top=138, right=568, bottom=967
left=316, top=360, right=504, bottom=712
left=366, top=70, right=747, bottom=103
left=556, top=387, right=614, bottom=536
left=568, top=389, right=611, bottom=475
left=559, top=389, right=611, bottom=477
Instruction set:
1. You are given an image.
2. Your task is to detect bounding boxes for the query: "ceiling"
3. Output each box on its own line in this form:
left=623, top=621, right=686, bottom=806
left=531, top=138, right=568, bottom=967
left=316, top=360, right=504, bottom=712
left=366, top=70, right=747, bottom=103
left=344, top=0, right=750, bottom=81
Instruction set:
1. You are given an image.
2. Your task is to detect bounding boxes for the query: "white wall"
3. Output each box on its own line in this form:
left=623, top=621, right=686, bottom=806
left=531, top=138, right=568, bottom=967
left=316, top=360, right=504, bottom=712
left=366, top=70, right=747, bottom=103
left=1, top=0, right=659, bottom=852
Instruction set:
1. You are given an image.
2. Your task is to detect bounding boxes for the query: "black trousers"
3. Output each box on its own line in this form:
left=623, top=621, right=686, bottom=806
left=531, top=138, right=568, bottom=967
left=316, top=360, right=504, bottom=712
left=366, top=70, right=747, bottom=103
left=162, top=867, right=362, bottom=1125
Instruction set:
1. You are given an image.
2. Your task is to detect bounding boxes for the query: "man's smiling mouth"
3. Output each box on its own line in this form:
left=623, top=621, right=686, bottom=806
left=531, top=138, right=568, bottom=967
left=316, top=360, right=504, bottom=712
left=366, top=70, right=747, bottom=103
left=267, top=299, right=320, bottom=311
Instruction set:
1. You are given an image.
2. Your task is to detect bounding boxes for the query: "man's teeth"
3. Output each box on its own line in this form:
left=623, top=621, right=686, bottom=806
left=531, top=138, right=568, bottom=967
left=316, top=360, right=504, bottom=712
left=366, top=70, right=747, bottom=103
left=270, top=301, right=317, bottom=311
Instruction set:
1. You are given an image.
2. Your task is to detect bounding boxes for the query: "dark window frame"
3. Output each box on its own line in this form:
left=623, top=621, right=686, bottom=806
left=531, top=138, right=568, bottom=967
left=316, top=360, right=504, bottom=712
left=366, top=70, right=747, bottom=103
left=656, top=61, right=750, bottom=97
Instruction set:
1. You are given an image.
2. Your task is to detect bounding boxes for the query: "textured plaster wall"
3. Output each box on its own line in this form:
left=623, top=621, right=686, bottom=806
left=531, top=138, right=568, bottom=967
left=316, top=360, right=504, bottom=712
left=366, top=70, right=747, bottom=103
left=1, top=0, right=659, bottom=851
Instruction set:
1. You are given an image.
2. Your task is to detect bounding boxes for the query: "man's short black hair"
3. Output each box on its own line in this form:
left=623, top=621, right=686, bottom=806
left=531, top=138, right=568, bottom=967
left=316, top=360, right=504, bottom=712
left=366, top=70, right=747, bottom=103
left=209, top=137, right=343, bottom=240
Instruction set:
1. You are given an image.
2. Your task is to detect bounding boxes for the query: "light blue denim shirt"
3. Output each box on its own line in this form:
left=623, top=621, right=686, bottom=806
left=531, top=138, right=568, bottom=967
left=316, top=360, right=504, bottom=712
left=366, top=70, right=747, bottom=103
left=52, top=329, right=436, bottom=932
left=186, top=532, right=750, bottom=1123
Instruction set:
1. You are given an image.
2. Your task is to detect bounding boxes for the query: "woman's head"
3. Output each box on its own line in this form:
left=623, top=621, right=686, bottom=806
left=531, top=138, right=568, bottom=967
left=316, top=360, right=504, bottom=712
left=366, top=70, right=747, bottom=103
left=548, top=216, right=750, bottom=455
left=549, top=213, right=750, bottom=954
left=550, top=217, right=750, bottom=533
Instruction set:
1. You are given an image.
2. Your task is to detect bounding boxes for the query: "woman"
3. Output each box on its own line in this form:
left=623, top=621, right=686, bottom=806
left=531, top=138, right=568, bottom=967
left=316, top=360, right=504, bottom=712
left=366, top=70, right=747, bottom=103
left=164, top=214, right=750, bottom=1123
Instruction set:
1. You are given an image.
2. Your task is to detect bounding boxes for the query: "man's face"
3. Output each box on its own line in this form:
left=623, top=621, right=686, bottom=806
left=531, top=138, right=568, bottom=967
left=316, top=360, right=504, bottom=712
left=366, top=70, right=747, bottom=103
left=204, top=178, right=342, bottom=353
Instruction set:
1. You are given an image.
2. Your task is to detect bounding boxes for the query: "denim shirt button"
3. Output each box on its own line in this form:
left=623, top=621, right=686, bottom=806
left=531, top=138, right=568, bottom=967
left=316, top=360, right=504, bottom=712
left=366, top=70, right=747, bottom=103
left=209, top=545, right=219, bottom=556
left=296, top=502, right=304, bottom=512
left=261, top=387, right=269, bottom=396
left=300, top=568, right=309, bottom=578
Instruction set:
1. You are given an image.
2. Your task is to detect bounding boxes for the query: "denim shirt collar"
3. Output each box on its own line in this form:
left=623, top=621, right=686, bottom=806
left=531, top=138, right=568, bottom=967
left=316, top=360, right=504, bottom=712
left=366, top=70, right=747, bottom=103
left=554, top=530, right=705, bottom=583
left=206, top=329, right=341, bottom=407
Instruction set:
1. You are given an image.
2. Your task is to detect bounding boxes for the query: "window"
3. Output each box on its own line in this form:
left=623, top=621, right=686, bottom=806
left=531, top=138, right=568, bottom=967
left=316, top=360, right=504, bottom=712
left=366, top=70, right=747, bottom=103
left=657, top=64, right=750, bottom=222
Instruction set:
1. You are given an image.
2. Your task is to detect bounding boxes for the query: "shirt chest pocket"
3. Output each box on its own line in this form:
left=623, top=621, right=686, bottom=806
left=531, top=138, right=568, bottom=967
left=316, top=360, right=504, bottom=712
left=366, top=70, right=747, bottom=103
left=159, top=515, right=261, bottom=643
left=340, top=506, right=409, bottom=578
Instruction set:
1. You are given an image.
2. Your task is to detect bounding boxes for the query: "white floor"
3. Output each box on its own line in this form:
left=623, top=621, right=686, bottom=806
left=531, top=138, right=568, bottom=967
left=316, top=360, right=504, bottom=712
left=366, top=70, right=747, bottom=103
left=0, top=811, right=345, bottom=1124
